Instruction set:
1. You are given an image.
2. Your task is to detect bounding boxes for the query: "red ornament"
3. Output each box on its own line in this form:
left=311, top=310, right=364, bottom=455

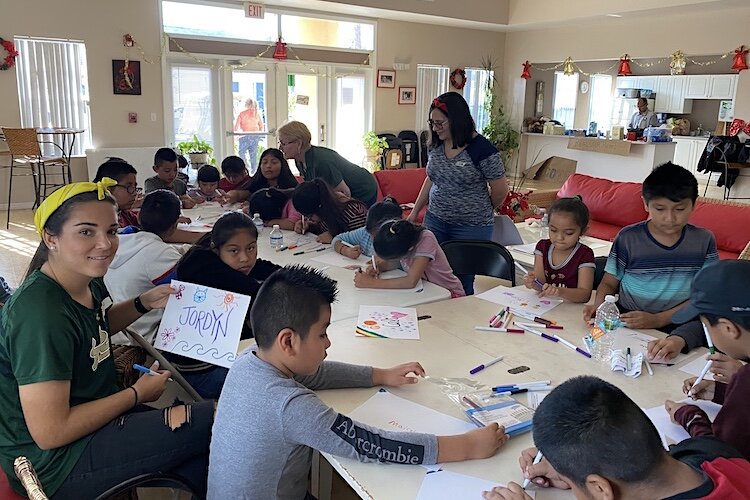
left=732, top=45, right=748, bottom=72
left=521, top=61, right=531, bottom=80
left=0, top=37, right=19, bottom=71
left=618, top=54, right=632, bottom=76
left=449, top=68, right=466, bottom=89
left=122, top=34, right=135, bottom=47
left=272, top=37, right=287, bottom=61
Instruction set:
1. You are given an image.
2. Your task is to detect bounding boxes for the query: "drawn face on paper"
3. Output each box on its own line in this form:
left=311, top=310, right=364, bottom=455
left=194, top=288, right=208, bottom=303
left=218, top=229, right=258, bottom=275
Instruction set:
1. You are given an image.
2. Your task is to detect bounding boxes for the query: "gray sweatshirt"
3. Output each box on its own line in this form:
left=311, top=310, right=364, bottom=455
left=207, top=350, right=439, bottom=500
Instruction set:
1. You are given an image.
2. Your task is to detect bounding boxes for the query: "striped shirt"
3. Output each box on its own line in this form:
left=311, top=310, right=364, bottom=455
left=605, top=222, right=718, bottom=313
left=332, top=227, right=375, bottom=257
left=318, top=199, right=368, bottom=236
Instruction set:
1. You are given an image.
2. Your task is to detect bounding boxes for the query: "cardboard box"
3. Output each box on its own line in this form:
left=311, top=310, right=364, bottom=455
left=522, top=156, right=577, bottom=190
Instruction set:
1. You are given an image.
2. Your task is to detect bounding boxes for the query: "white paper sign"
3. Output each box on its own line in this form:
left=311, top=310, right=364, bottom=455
left=356, top=305, right=420, bottom=339
left=679, top=355, right=716, bottom=381
left=475, top=285, right=562, bottom=316
left=156, top=280, right=251, bottom=368
left=643, top=399, right=721, bottom=449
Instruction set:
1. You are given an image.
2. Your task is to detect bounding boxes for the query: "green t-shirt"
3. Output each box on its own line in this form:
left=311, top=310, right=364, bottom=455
left=303, top=146, right=378, bottom=203
left=0, top=271, right=118, bottom=496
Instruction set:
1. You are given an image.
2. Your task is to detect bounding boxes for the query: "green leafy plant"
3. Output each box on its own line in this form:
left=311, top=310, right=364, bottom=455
left=362, top=131, right=389, bottom=156
left=482, top=94, right=520, bottom=164
left=177, top=134, right=214, bottom=165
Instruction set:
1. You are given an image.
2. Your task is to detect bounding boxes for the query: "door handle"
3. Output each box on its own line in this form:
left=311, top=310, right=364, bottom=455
left=320, top=124, right=326, bottom=144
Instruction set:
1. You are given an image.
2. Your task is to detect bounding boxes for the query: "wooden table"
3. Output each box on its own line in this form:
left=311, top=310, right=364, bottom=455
left=311, top=294, right=706, bottom=500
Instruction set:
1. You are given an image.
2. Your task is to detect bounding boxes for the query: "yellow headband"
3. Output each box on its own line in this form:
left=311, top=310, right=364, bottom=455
left=34, top=178, right=117, bottom=237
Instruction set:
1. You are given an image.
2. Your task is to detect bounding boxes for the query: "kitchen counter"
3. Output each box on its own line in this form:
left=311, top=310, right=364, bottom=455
left=519, top=133, right=676, bottom=183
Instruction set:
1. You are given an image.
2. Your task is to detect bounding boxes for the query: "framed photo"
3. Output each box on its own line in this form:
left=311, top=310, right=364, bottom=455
left=398, top=86, right=416, bottom=105
left=112, top=59, right=142, bottom=95
left=377, top=69, right=396, bottom=89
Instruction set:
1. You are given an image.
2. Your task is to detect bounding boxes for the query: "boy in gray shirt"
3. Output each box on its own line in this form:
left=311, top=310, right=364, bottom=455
left=208, top=265, right=508, bottom=499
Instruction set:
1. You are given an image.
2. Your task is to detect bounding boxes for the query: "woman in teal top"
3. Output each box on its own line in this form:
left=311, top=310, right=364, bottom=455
left=278, top=120, right=378, bottom=206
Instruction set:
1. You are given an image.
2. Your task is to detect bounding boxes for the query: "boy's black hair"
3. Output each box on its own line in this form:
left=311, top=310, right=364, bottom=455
left=373, top=219, right=425, bottom=260
left=704, top=313, right=750, bottom=333
left=292, top=179, right=348, bottom=235
left=365, top=196, right=402, bottom=233
left=533, top=376, right=667, bottom=488
left=177, top=154, right=188, bottom=169
left=251, top=265, right=338, bottom=349
left=138, top=189, right=181, bottom=235
left=249, top=188, right=289, bottom=221
left=221, top=155, right=247, bottom=175
left=197, top=165, right=221, bottom=183
left=154, top=147, right=178, bottom=167
left=93, top=158, right=137, bottom=183
left=428, top=91, right=476, bottom=150
left=642, top=162, right=698, bottom=204
left=548, top=195, right=589, bottom=231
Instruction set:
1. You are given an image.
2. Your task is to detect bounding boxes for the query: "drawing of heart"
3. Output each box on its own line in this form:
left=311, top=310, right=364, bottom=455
left=363, top=320, right=378, bottom=326
left=540, top=300, right=552, bottom=305
left=390, top=311, right=408, bottom=319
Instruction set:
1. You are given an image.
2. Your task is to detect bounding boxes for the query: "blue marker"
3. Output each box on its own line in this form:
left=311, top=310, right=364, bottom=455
left=133, top=363, right=173, bottom=382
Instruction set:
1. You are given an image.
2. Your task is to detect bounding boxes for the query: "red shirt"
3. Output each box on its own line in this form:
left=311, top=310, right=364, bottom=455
left=534, top=240, right=595, bottom=289
left=118, top=209, right=140, bottom=229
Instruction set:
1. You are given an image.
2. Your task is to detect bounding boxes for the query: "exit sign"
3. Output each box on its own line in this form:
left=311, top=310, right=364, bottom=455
left=244, top=2, right=264, bottom=19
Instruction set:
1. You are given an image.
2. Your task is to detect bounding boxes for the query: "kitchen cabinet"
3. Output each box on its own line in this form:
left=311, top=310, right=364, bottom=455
left=654, top=76, right=692, bottom=114
left=638, top=76, right=658, bottom=93
left=672, top=137, right=708, bottom=177
left=685, top=75, right=711, bottom=99
left=709, top=75, right=736, bottom=99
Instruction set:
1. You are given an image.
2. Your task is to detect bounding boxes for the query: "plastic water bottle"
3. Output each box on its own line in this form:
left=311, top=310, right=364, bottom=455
left=269, top=224, right=283, bottom=249
left=539, top=210, right=549, bottom=240
left=592, top=295, right=621, bottom=364
left=252, top=213, right=264, bottom=235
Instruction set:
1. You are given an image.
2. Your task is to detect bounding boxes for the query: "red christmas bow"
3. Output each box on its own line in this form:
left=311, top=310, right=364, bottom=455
left=432, top=98, right=448, bottom=113
left=729, top=119, right=750, bottom=137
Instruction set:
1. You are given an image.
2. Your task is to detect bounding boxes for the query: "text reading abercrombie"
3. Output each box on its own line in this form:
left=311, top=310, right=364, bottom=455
left=332, top=415, right=425, bottom=464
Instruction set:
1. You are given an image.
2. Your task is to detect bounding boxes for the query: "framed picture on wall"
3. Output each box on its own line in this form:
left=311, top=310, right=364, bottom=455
left=398, top=86, right=416, bottom=105
left=112, top=59, right=142, bottom=95
left=377, top=69, right=396, bottom=88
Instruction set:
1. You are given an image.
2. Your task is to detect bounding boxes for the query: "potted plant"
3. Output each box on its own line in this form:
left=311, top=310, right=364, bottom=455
left=177, top=135, right=214, bottom=167
left=362, top=131, right=389, bottom=171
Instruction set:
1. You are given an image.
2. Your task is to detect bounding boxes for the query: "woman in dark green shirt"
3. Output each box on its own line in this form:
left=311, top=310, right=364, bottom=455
left=278, top=120, right=378, bottom=206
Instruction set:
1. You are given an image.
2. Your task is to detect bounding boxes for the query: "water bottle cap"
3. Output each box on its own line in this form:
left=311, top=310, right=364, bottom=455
left=604, top=295, right=617, bottom=303
left=254, top=213, right=260, bottom=218
left=272, top=224, right=280, bottom=229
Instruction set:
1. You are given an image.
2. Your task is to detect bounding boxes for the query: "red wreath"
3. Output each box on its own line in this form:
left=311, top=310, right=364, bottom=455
left=450, top=68, right=466, bottom=90
left=0, top=37, right=18, bottom=71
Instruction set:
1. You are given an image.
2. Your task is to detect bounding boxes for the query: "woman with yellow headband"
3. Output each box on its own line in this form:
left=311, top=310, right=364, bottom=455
left=0, top=180, right=212, bottom=498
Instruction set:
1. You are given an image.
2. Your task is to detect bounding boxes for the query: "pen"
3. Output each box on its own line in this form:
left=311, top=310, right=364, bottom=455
left=626, top=347, right=632, bottom=371
left=510, top=308, right=555, bottom=326
left=301, top=215, right=307, bottom=235
left=371, top=255, right=377, bottom=272
left=688, top=360, right=714, bottom=396
left=513, top=261, right=544, bottom=289
left=493, top=384, right=550, bottom=392
left=515, top=322, right=563, bottom=330
left=276, top=245, right=288, bottom=252
left=492, top=387, right=529, bottom=394
left=474, top=326, right=525, bottom=334
left=469, top=355, right=504, bottom=375
left=133, top=363, right=173, bottom=382
left=701, top=321, right=716, bottom=355
left=644, top=358, right=654, bottom=376
left=494, top=380, right=550, bottom=389
left=462, top=396, right=482, bottom=411
left=339, top=240, right=355, bottom=248
left=518, top=324, right=559, bottom=343
left=523, top=450, right=544, bottom=489
left=554, top=335, right=592, bottom=358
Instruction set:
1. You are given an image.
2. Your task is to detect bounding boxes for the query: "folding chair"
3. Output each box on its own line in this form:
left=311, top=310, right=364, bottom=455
left=440, top=240, right=516, bottom=286
left=593, top=255, right=608, bottom=289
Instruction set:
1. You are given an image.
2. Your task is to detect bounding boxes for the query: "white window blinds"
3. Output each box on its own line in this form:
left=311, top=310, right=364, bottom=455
left=15, top=37, right=92, bottom=155
left=463, top=68, right=493, bottom=133
left=416, top=65, right=449, bottom=133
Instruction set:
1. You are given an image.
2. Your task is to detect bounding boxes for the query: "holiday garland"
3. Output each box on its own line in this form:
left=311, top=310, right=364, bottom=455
left=0, top=37, right=18, bottom=71
left=450, top=68, right=466, bottom=89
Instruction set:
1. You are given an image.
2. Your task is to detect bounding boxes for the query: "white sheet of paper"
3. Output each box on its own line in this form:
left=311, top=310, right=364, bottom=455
left=416, top=470, right=513, bottom=500
left=611, top=328, right=691, bottom=365
left=507, top=243, right=537, bottom=255
left=310, top=251, right=370, bottom=269
left=475, top=285, right=562, bottom=316
left=643, top=398, right=722, bottom=448
left=155, top=280, right=251, bottom=368
left=356, top=306, right=420, bottom=339
left=526, top=390, right=551, bottom=410
left=679, top=355, right=716, bottom=381
left=355, top=269, right=424, bottom=293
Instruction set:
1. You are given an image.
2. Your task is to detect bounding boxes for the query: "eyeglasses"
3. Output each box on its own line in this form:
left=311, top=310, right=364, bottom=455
left=427, top=119, right=448, bottom=129
left=114, top=184, right=142, bottom=195
left=278, top=138, right=298, bottom=147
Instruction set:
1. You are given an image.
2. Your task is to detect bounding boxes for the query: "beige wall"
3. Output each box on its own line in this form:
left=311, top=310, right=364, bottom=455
left=502, top=7, right=750, bottom=126
left=374, top=19, right=505, bottom=133
left=320, top=0, right=509, bottom=25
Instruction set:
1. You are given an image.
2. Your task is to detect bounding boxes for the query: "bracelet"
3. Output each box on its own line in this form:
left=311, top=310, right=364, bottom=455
left=129, top=386, right=139, bottom=407
left=133, top=295, right=150, bottom=314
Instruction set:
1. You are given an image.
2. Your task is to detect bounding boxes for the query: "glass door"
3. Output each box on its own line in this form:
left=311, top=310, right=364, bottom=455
left=229, top=69, right=271, bottom=175
left=333, top=73, right=367, bottom=165
left=171, top=64, right=215, bottom=149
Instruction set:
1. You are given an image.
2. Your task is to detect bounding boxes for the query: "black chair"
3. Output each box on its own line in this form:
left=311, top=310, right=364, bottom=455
left=593, top=255, right=608, bottom=290
left=419, top=130, right=430, bottom=167
left=397, top=130, right=419, bottom=164
left=377, top=133, right=404, bottom=169
left=440, top=240, right=516, bottom=286
left=94, top=472, right=199, bottom=500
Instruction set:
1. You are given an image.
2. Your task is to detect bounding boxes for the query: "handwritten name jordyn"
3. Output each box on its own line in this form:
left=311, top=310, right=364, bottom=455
left=178, top=306, right=234, bottom=342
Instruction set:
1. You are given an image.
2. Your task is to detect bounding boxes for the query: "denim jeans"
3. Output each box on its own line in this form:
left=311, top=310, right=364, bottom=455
left=238, top=135, right=261, bottom=175
left=423, top=211, right=493, bottom=295
left=181, top=366, right=230, bottom=400
left=54, top=401, right=213, bottom=499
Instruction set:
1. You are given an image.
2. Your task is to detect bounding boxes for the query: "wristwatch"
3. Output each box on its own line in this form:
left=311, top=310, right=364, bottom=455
left=133, top=295, right=150, bottom=314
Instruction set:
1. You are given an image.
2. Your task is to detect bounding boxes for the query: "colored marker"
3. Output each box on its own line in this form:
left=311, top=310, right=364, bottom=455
left=493, top=384, right=549, bottom=392
left=474, top=326, right=525, bottom=334
left=301, top=215, right=307, bottom=235
left=523, top=450, right=544, bottom=489
left=518, top=324, right=559, bottom=343
left=339, top=240, right=355, bottom=248
left=371, top=254, right=378, bottom=272
left=509, top=308, right=555, bottom=326
left=515, top=322, right=563, bottom=331
left=644, top=358, right=654, bottom=376
left=276, top=245, right=288, bottom=252
left=133, top=363, right=173, bottom=382
left=701, top=321, right=716, bottom=355
left=462, top=396, right=482, bottom=410
left=513, top=261, right=544, bottom=289
left=626, top=347, right=632, bottom=371
left=469, top=355, right=504, bottom=375
left=688, top=360, right=714, bottom=396
left=494, top=380, right=550, bottom=389
left=554, top=335, right=592, bottom=358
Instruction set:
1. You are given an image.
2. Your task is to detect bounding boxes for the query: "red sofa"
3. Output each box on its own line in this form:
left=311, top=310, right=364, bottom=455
left=555, top=173, right=750, bottom=259
left=373, top=168, right=428, bottom=222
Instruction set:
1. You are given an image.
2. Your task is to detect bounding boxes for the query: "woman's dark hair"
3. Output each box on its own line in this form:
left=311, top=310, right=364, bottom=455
left=428, top=92, right=476, bottom=150
left=365, top=196, right=402, bottom=233
left=247, top=148, right=299, bottom=193
left=548, top=195, right=590, bottom=231
left=197, top=165, right=220, bottom=183
left=249, top=188, right=290, bottom=221
left=26, top=191, right=117, bottom=278
left=292, top=179, right=348, bottom=235
left=210, top=212, right=257, bottom=249
left=373, top=219, right=425, bottom=260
